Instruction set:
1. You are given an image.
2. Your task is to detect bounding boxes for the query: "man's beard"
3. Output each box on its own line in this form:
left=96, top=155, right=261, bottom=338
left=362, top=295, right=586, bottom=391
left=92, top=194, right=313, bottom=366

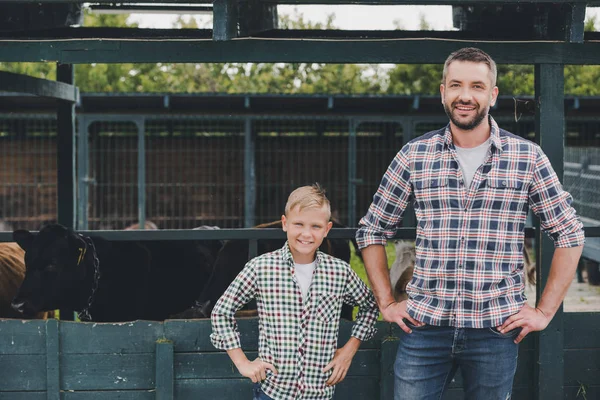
left=443, top=101, right=488, bottom=131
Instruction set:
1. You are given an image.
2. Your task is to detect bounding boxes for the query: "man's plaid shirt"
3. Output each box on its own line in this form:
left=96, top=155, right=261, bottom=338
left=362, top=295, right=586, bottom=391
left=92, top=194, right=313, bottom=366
left=210, top=243, right=378, bottom=400
left=356, top=117, right=585, bottom=328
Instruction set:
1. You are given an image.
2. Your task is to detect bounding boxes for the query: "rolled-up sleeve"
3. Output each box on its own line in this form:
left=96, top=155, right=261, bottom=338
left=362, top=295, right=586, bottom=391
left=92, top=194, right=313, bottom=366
left=356, top=146, right=413, bottom=250
left=529, top=148, right=585, bottom=248
left=210, top=261, right=257, bottom=350
left=343, top=267, right=378, bottom=341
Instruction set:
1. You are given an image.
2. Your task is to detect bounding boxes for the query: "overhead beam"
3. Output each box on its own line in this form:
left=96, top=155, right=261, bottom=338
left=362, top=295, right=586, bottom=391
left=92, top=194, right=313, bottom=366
left=1, top=38, right=600, bottom=64
left=0, top=0, right=594, bottom=4
left=0, top=71, right=79, bottom=102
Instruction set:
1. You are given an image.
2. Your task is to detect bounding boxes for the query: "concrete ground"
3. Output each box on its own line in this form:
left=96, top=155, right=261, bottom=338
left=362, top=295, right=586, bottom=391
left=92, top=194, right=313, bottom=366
left=525, top=273, right=600, bottom=312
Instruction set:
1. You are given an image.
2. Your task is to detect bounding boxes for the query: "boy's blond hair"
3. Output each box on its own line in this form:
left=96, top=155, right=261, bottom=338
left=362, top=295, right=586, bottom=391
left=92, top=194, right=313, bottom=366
left=285, top=183, right=331, bottom=220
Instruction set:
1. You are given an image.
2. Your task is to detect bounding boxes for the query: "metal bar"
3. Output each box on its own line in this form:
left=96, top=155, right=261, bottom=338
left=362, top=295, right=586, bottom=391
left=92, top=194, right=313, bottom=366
left=244, top=118, right=256, bottom=228
left=348, top=119, right=357, bottom=226
left=212, top=0, right=238, bottom=41
left=0, top=71, right=79, bottom=102
left=0, top=227, right=544, bottom=242
left=45, top=319, right=60, bottom=400
left=76, top=115, right=89, bottom=230
left=3, top=39, right=600, bottom=64
left=534, top=63, right=565, bottom=400
left=137, top=118, right=146, bottom=230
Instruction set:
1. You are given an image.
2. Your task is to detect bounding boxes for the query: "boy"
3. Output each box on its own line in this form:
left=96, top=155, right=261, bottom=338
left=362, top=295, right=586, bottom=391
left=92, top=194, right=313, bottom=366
left=211, top=184, right=378, bottom=400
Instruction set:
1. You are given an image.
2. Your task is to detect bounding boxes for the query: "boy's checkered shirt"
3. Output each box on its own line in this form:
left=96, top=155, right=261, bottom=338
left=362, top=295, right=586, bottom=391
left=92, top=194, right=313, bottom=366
left=211, top=242, right=378, bottom=400
left=357, top=116, right=585, bottom=329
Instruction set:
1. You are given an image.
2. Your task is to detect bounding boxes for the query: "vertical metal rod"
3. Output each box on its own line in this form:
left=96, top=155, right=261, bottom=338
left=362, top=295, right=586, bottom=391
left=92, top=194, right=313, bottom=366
left=76, top=116, right=88, bottom=230
left=137, top=118, right=146, bottom=229
left=348, top=119, right=357, bottom=226
left=534, top=63, right=565, bottom=400
left=244, top=118, right=256, bottom=228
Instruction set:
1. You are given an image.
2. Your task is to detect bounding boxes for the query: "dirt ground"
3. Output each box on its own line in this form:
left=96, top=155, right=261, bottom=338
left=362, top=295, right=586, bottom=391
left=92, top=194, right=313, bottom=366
left=525, top=273, right=600, bottom=312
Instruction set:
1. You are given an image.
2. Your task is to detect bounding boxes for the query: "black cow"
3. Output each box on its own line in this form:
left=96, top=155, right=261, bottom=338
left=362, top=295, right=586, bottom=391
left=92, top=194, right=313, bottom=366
left=192, top=219, right=359, bottom=320
left=11, top=224, right=221, bottom=322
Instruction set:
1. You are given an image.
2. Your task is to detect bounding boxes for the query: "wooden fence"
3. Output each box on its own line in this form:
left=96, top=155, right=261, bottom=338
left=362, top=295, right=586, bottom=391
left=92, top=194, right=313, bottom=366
left=0, top=314, right=598, bottom=399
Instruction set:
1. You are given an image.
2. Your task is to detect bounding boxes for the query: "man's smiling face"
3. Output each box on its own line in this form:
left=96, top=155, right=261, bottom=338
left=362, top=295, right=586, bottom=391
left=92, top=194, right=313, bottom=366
left=440, top=60, right=498, bottom=131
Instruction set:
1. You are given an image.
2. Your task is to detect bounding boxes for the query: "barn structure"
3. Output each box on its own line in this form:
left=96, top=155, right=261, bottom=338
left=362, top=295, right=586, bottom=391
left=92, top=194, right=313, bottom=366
left=0, top=1, right=599, bottom=399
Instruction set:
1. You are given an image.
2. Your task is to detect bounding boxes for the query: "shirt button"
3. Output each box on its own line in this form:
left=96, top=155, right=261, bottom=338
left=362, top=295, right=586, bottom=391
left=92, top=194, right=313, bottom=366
left=459, top=180, right=464, bottom=185
left=502, top=180, right=507, bottom=186
left=464, top=208, right=468, bottom=212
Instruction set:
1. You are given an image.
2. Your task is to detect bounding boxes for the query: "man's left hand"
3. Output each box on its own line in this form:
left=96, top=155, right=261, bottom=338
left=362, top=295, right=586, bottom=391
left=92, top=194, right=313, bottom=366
left=498, top=304, right=552, bottom=344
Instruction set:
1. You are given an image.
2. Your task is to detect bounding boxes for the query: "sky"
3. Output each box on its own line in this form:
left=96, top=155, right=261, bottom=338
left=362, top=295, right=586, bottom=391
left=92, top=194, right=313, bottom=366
left=129, top=5, right=600, bottom=31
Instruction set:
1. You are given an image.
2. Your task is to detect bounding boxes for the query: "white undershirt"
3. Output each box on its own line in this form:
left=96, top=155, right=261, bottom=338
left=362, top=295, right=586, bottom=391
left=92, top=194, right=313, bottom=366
left=294, top=261, right=316, bottom=302
left=455, top=137, right=492, bottom=189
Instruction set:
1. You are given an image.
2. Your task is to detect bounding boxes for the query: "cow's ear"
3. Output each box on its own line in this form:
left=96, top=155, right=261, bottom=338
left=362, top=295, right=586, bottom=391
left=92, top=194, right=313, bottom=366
left=13, top=230, right=34, bottom=251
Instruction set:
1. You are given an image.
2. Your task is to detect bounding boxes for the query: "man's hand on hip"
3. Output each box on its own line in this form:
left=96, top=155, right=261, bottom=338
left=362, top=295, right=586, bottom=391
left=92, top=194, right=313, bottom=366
left=381, top=300, right=424, bottom=334
left=498, top=304, right=551, bottom=344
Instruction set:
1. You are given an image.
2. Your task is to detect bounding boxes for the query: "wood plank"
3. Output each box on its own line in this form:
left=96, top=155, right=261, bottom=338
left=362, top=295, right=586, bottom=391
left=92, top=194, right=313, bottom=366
left=0, top=355, right=46, bottom=391
left=60, top=354, right=155, bottom=390
left=564, top=385, right=600, bottom=400
left=2, top=39, right=600, bottom=65
left=174, top=377, right=380, bottom=399
left=379, top=337, right=398, bottom=400
left=175, top=378, right=250, bottom=398
left=0, top=320, right=46, bottom=355
left=174, top=350, right=379, bottom=379
left=59, top=321, right=164, bottom=354
left=0, top=393, right=45, bottom=400
left=563, top=312, right=600, bottom=349
left=60, top=391, right=155, bottom=400
left=165, top=319, right=258, bottom=352
left=0, top=71, right=78, bottom=102
left=333, top=377, right=380, bottom=399
left=155, top=341, right=174, bottom=400
left=46, top=319, right=60, bottom=400
left=564, top=349, right=600, bottom=387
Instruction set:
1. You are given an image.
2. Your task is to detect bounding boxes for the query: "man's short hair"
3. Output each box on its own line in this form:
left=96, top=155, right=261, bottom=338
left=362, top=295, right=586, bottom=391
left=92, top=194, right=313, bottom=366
left=442, top=47, right=497, bottom=87
left=285, top=183, right=331, bottom=220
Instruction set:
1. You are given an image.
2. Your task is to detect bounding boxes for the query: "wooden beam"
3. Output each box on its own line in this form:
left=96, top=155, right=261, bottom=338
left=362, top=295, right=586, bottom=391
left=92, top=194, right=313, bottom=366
left=534, top=63, right=565, bottom=400
left=0, top=0, right=594, bottom=4
left=212, top=0, right=238, bottom=41
left=2, top=38, right=600, bottom=64
left=0, top=71, right=78, bottom=102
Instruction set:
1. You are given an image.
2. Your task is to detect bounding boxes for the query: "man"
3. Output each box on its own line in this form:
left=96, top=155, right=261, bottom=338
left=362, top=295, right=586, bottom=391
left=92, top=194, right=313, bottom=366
left=356, top=47, right=584, bottom=400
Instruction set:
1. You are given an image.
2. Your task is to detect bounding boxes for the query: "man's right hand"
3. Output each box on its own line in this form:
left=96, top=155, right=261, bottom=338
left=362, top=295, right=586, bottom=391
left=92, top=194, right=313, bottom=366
left=381, top=300, right=424, bottom=334
left=237, top=358, right=278, bottom=383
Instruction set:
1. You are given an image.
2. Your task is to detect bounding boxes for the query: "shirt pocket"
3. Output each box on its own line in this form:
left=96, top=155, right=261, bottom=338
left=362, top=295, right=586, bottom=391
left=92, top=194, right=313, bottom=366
left=487, top=177, right=523, bottom=190
left=314, top=293, right=341, bottom=323
left=414, top=177, right=449, bottom=190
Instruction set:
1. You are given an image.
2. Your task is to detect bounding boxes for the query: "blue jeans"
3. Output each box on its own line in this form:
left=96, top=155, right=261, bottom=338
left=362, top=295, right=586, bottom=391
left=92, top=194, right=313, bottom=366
left=394, top=323, right=519, bottom=400
left=253, top=383, right=274, bottom=400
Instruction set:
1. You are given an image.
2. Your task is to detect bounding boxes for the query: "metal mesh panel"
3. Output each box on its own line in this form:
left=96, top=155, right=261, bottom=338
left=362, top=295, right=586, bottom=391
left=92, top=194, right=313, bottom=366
left=564, top=121, right=600, bottom=227
left=87, top=121, right=139, bottom=230
left=145, top=118, right=245, bottom=229
left=254, top=118, right=349, bottom=225
left=0, top=117, right=57, bottom=231
left=355, top=121, right=403, bottom=227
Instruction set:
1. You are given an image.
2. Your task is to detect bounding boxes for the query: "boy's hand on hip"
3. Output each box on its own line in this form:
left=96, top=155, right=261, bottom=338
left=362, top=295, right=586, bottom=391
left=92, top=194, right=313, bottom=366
left=323, top=346, right=355, bottom=386
left=382, top=300, right=424, bottom=334
left=498, top=304, right=551, bottom=344
left=237, top=358, right=278, bottom=383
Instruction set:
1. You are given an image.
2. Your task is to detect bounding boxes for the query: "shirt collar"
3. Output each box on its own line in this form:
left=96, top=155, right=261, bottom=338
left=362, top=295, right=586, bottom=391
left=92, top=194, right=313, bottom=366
left=444, top=115, right=503, bottom=154
left=282, top=241, right=322, bottom=266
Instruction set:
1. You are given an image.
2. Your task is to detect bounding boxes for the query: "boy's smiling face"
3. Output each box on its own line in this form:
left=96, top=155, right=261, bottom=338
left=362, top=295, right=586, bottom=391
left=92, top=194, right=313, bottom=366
left=282, top=205, right=333, bottom=264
